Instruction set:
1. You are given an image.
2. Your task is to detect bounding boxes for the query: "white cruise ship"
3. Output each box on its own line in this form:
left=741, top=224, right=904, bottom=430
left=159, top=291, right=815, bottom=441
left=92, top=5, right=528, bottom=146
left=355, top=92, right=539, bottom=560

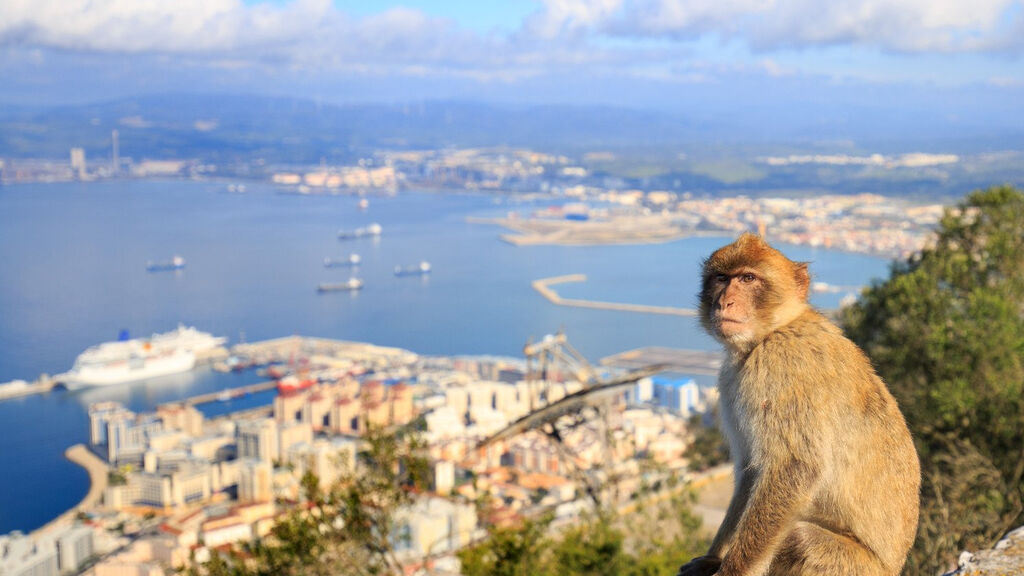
left=59, top=325, right=227, bottom=389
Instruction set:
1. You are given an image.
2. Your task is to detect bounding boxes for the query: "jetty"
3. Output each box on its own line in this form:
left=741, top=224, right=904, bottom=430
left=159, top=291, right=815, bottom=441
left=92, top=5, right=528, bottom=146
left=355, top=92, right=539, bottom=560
left=0, top=376, right=57, bottom=402
left=532, top=274, right=698, bottom=317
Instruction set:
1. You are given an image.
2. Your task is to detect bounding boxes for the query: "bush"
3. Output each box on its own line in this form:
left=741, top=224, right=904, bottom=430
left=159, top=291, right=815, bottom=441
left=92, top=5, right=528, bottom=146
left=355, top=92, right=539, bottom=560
left=841, top=185, right=1024, bottom=575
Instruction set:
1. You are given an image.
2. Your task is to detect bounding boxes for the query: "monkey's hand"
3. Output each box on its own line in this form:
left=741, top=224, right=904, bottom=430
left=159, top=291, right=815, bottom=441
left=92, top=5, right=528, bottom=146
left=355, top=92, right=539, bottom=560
left=676, top=555, right=721, bottom=576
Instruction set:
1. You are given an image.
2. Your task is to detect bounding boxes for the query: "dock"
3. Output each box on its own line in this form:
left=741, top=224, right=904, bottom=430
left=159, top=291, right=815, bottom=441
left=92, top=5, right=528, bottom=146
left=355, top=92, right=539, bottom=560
left=173, top=380, right=279, bottom=407
left=533, top=274, right=698, bottom=317
left=601, top=347, right=723, bottom=376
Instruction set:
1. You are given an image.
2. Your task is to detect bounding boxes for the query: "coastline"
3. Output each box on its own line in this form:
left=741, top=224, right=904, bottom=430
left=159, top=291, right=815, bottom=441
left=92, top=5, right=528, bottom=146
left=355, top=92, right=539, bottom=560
left=32, top=444, right=108, bottom=536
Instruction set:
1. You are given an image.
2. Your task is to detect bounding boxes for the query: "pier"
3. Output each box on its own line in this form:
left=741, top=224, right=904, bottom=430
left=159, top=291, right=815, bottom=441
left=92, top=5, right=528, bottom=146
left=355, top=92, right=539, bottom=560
left=533, top=274, right=698, bottom=317
left=172, top=380, right=279, bottom=407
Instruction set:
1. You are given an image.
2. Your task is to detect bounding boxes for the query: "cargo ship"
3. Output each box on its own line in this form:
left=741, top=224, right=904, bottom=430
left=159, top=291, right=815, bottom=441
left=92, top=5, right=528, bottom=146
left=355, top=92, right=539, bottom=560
left=317, top=278, right=364, bottom=292
left=58, top=325, right=227, bottom=389
left=324, top=254, right=361, bottom=267
left=337, top=223, right=382, bottom=240
left=146, top=255, right=186, bottom=272
left=394, top=261, right=431, bottom=277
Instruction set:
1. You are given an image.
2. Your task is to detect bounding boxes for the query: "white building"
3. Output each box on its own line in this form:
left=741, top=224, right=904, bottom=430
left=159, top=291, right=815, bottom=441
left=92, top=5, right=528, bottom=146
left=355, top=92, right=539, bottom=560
left=392, top=497, right=479, bottom=561
left=0, top=531, right=58, bottom=576
left=0, top=524, right=94, bottom=576
left=236, top=418, right=279, bottom=465
left=237, top=459, right=273, bottom=503
left=652, top=377, right=700, bottom=417
left=89, top=402, right=163, bottom=465
left=55, top=525, right=94, bottom=575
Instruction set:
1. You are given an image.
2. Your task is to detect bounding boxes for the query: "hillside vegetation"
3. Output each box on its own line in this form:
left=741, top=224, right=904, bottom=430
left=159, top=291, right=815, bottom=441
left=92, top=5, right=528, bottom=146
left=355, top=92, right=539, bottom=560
left=842, top=185, right=1024, bottom=575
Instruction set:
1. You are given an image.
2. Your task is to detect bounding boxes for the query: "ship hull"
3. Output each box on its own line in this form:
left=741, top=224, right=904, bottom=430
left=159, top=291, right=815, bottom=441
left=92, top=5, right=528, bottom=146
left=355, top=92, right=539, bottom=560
left=61, top=350, right=196, bottom=389
left=58, top=325, right=225, bottom=389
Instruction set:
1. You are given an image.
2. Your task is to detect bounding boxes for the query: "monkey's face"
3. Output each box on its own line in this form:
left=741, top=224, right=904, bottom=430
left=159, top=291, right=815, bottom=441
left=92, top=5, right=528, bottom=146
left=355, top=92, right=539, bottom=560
left=699, top=234, right=810, bottom=349
left=705, top=269, right=762, bottom=343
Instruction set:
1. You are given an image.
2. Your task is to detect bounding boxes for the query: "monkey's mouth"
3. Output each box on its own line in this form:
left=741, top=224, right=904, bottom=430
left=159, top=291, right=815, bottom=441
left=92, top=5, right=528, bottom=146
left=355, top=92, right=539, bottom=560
left=716, top=317, right=749, bottom=335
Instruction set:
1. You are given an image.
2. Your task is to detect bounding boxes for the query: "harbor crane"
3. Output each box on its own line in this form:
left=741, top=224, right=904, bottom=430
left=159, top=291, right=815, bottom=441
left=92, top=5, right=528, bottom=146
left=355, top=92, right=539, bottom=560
left=475, top=330, right=665, bottom=505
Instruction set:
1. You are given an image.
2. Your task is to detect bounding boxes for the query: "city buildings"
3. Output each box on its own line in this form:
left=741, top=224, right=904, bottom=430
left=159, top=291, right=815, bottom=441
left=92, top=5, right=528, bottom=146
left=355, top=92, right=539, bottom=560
left=1, top=338, right=722, bottom=575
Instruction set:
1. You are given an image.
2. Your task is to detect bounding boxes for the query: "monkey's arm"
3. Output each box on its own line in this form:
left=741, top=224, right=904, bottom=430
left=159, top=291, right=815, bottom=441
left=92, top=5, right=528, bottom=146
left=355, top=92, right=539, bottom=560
left=718, top=458, right=820, bottom=576
left=677, top=469, right=756, bottom=576
left=706, top=468, right=755, bottom=558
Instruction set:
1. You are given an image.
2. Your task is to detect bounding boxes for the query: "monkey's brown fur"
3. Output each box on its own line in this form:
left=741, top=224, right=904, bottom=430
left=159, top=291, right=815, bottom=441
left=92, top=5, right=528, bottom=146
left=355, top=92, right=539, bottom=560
left=678, top=233, right=920, bottom=576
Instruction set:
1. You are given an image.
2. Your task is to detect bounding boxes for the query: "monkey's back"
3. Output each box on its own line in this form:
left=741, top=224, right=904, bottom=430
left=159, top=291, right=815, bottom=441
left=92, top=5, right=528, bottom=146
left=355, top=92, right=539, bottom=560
left=735, top=310, right=920, bottom=572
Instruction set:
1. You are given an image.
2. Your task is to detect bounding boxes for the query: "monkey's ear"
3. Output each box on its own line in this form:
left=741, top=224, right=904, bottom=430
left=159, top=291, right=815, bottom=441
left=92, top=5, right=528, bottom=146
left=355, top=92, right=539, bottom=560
left=794, top=262, right=810, bottom=300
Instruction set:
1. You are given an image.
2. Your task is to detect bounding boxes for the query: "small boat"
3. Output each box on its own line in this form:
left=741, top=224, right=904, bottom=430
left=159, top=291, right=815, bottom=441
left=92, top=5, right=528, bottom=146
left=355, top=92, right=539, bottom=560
left=324, top=254, right=361, bottom=267
left=278, top=375, right=315, bottom=393
left=317, top=278, right=364, bottom=292
left=394, top=261, right=431, bottom=277
left=146, top=255, right=186, bottom=272
left=358, top=198, right=369, bottom=210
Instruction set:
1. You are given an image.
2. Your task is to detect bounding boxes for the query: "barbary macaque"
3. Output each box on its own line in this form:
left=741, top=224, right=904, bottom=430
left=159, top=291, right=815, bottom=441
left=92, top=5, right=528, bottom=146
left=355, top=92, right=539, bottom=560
left=678, top=233, right=920, bottom=576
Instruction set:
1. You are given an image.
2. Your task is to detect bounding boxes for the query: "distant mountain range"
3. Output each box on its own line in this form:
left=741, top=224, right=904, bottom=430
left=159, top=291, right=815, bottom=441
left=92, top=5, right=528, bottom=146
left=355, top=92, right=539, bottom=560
left=3, top=94, right=1022, bottom=165
left=0, top=95, right=718, bottom=163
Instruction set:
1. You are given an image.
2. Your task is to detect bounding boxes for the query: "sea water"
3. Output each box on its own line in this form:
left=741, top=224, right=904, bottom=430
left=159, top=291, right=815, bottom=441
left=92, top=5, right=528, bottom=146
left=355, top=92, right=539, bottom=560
left=0, top=180, right=890, bottom=533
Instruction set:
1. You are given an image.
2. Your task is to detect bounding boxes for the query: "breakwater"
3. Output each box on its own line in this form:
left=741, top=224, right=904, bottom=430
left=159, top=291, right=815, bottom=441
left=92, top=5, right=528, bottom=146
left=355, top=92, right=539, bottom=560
left=532, top=274, right=698, bottom=317
left=32, top=445, right=108, bottom=536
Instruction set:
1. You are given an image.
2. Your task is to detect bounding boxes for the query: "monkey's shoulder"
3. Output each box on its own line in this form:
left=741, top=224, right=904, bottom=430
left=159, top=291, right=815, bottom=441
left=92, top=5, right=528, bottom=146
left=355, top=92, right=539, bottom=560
left=746, top=311, right=875, bottom=384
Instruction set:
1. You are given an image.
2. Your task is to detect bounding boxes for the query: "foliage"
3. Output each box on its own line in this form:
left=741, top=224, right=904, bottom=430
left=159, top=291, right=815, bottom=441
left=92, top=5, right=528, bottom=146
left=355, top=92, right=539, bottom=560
left=840, top=185, right=1024, bottom=575
left=458, top=514, right=554, bottom=576
left=619, top=490, right=710, bottom=576
left=107, top=469, right=128, bottom=487
left=185, top=426, right=429, bottom=576
left=684, top=411, right=729, bottom=472
left=459, top=489, right=710, bottom=576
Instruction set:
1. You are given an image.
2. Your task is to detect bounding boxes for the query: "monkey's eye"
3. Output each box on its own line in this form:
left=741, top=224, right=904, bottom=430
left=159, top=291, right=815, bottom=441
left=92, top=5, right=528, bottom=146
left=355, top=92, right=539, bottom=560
left=715, top=274, right=729, bottom=283
left=739, top=273, right=757, bottom=283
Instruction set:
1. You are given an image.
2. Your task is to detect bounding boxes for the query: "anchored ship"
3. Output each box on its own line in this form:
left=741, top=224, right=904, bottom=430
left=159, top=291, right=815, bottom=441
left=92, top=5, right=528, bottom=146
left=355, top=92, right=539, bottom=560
left=146, top=255, right=186, bottom=272
left=58, top=325, right=226, bottom=389
left=324, top=254, right=361, bottom=267
left=317, top=278, right=364, bottom=292
left=394, top=261, right=431, bottom=277
left=337, top=223, right=382, bottom=240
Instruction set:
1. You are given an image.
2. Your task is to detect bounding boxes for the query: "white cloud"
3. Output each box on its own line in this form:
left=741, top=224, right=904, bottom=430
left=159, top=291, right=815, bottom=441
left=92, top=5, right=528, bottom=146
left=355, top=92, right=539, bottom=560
left=521, top=0, right=1024, bottom=54
left=522, top=0, right=623, bottom=39
left=0, top=0, right=334, bottom=53
left=0, top=0, right=1020, bottom=89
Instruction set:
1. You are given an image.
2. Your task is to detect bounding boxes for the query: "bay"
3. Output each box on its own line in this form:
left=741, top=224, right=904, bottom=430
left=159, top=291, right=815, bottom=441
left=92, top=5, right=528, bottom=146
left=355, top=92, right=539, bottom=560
left=0, top=180, right=890, bottom=533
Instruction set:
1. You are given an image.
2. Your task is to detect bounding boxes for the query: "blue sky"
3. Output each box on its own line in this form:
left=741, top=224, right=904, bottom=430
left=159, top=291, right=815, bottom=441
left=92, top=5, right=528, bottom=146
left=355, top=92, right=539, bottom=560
left=1, top=0, right=1022, bottom=133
